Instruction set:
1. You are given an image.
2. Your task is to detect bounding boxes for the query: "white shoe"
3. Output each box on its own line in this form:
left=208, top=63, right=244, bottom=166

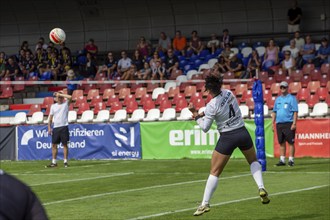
left=193, top=203, right=210, bottom=216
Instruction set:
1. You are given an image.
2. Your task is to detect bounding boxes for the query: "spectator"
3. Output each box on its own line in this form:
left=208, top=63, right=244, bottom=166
left=149, top=51, right=162, bottom=70
left=220, top=44, right=233, bottom=60
left=35, top=37, right=48, bottom=51
left=17, top=49, right=26, bottom=64
left=136, top=36, right=151, bottom=59
left=84, top=38, right=98, bottom=56
left=284, top=39, right=299, bottom=59
left=59, top=47, right=72, bottom=71
left=20, top=41, right=32, bottom=55
left=47, top=41, right=59, bottom=55
left=5, top=57, right=20, bottom=80
left=262, top=39, right=279, bottom=70
left=81, top=52, right=98, bottom=78
left=103, top=52, right=118, bottom=80
left=0, top=52, right=6, bottom=78
left=46, top=52, right=61, bottom=80
left=225, top=53, right=244, bottom=78
left=314, top=37, right=330, bottom=67
left=164, top=48, right=179, bottom=79
left=157, top=32, right=172, bottom=53
left=20, top=50, right=36, bottom=79
left=217, top=55, right=228, bottom=73
left=187, top=30, right=204, bottom=56
left=0, top=169, right=49, bottom=220
left=59, top=42, right=71, bottom=56
left=207, top=33, right=220, bottom=54
left=131, top=50, right=144, bottom=71
left=117, top=50, right=132, bottom=80
left=122, top=64, right=136, bottom=80
left=34, top=48, right=47, bottom=77
left=287, top=0, right=302, bottom=33
left=246, top=50, right=261, bottom=78
left=136, top=62, right=152, bottom=80
left=281, top=50, right=296, bottom=76
left=173, top=30, right=187, bottom=56
left=272, top=81, right=298, bottom=167
left=299, top=35, right=315, bottom=65
left=220, top=29, right=233, bottom=49
left=151, top=60, right=166, bottom=86
left=66, top=69, right=78, bottom=95
left=293, top=31, right=305, bottom=50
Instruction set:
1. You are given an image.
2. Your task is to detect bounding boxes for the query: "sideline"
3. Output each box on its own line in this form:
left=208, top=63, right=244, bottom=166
left=127, top=185, right=329, bottom=220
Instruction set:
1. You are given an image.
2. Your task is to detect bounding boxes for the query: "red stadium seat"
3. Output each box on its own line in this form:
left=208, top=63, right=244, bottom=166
left=192, top=98, right=205, bottom=110
left=270, top=83, right=281, bottom=95
left=325, top=94, right=330, bottom=106
left=307, top=81, right=320, bottom=94
left=175, top=98, right=188, bottom=112
left=126, top=100, right=138, bottom=114
left=263, top=89, right=272, bottom=103
left=71, top=90, right=83, bottom=102
left=114, top=83, right=128, bottom=94
left=320, top=74, right=329, bottom=87
left=143, top=99, right=155, bottom=112
left=109, top=101, right=122, bottom=114
left=274, top=69, right=287, bottom=83
left=139, top=94, right=152, bottom=106
left=86, top=89, right=99, bottom=101
left=302, top=63, right=315, bottom=75
left=190, top=92, right=203, bottom=104
left=90, top=95, right=103, bottom=107
left=102, top=88, right=115, bottom=100
left=123, top=94, right=136, bottom=106
left=266, top=96, right=276, bottom=109
left=264, top=77, right=276, bottom=90
left=146, top=83, right=159, bottom=93
left=74, top=96, right=88, bottom=108
left=130, top=82, right=143, bottom=93
left=306, top=95, right=319, bottom=108
left=258, top=71, right=268, bottom=83
left=118, top=88, right=131, bottom=100
left=135, top=87, right=147, bottom=100
left=41, top=97, right=54, bottom=109
left=172, top=93, right=185, bottom=105
left=320, top=63, right=330, bottom=75
left=169, top=69, right=183, bottom=80
left=155, top=93, right=169, bottom=106
left=241, top=90, right=253, bottom=103
left=296, top=88, right=310, bottom=102
left=13, top=76, right=25, bottom=92
left=0, top=86, right=13, bottom=99
left=315, top=87, right=328, bottom=101
left=290, top=70, right=303, bottom=82
left=288, top=82, right=302, bottom=95
left=106, top=95, right=119, bottom=107
left=167, top=87, right=180, bottom=99
left=184, top=85, right=197, bottom=97
left=27, top=104, right=41, bottom=116
left=310, top=69, right=322, bottom=81
left=159, top=99, right=172, bottom=112
left=93, top=102, right=106, bottom=114
left=245, top=97, right=255, bottom=110
left=300, top=75, right=311, bottom=88
left=99, top=84, right=113, bottom=95
left=234, top=84, right=248, bottom=97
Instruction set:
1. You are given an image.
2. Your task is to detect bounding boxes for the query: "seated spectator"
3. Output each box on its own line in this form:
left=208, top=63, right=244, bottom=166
left=217, top=55, right=228, bottom=73
left=149, top=51, right=162, bottom=70
left=34, top=48, right=47, bottom=77
left=35, top=37, right=48, bottom=52
left=314, top=37, right=330, bottom=67
left=17, top=49, right=26, bottom=64
left=47, top=41, right=59, bottom=55
left=84, top=39, right=98, bottom=56
left=122, top=64, right=136, bottom=80
left=80, top=52, right=97, bottom=78
left=20, top=41, right=32, bottom=55
left=20, top=50, right=36, bottom=79
left=246, top=50, right=261, bottom=78
left=131, top=50, right=144, bottom=71
left=46, top=51, right=62, bottom=80
left=164, top=49, right=179, bottom=79
left=0, top=52, right=6, bottom=78
left=262, top=39, right=279, bottom=69
left=207, top=33, right=220, bottom=54
left=220, top=44, right=233, bottom=60
left=151, top=60, right=166, bottom=86
left=172, top=30, right=187, bottom=56
left=285, top=39, right=300, bottom=59
left=157, top=32, right=172, bottom=53
left=281, top=50, right=296, bottom=76
left=117, top=50, right=132, bottom=80
left=103, top=52, right=118, bottom=79
left=136, top=62, right=152, bottom=80
left=66, top=69, right=78, bottom=95
left=59, top=47, right=72, bottom=71
left=225, top=53, right=245, bottom=78
left=5, top=57, right=21, bottom=80
left=187, top=30, right=204, bottom=56
left=220, top=29, right=233, bottom=49
left=136, top=36, right=151, bottom=59
left=59, top=42, right=72, bottom=57
left=293, top=31, right=305, bottom=50
left=299, top=35, right=315, bottom=65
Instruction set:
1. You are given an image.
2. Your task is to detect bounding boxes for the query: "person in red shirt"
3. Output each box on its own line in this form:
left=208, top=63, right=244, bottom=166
left=84, top=38, right=98, bottom=57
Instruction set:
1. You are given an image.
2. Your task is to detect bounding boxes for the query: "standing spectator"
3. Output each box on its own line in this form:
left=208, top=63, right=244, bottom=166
left=272, top=81, right=298, bottom=167
left=172, top=30, right=187, bottom=56
left=220, top=29, right=233, bottom=49
left=164, top=49, right=179, bottom=79
left=0, top=169, right=49, bottom=220
left=117, top=50, right=132, bottom=80
left=157, top=32, right=172, bottom=53
left=314, top=37, right=330, bottom=67
left=131, top=50, right=144, bottom=71
left=246, top=50, right=261, bottom=78
left=46, top=91, right=72, bottom=168
left=262, top=39, right=279, bottom=70
left=287, top=0, right=302, bottom=33
left=281, top=51, right=296, bottom=76
left=84, top=38, right=98, bottom=57
left=136, top=36, right=151, bottom=59
left=5, top=57, right=20, bottom=80
left=187, top=30, right=204, bottom=56
left=103, top=52, right=118, bottom=79
left=299, top=35, right=315, bottom=65
left=293, top=31, right=305, bottom=50
left=207, top=33, right=220, bottom=54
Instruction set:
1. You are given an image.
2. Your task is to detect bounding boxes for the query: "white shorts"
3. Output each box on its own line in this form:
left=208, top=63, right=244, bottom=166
left=288, top=24, right=300, bottom=33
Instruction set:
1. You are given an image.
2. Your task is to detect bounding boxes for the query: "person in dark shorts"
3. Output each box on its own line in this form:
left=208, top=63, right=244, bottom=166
left=0, top=169, right=48, bottom=219
left=46, top=91, right=72, bottom=168
left=189, top=75, right=270, bottom=216
left=272, top=81, right=298, bottom=167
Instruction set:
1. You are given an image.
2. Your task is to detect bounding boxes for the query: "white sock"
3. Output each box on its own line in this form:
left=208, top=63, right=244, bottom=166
left=289, top=157, right=294, bottom=162
left=250, top=161, right=265, bottom=189
left=201, top=174, right=219, bottom=205
left=64, top=159, right=68, bottom=163
left=280, top=156, right=285, bottom=163
left=52, top=159, right=56, bottom=164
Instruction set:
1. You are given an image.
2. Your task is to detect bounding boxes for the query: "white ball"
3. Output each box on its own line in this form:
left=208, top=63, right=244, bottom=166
left=49, top=28, right=66, bottom=44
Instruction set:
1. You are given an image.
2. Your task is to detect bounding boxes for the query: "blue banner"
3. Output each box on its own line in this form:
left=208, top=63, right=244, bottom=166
left=17, top=123, right=141, bottom=160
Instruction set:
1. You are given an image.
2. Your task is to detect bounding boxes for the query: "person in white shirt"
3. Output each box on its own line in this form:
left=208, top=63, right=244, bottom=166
left=189, top=75, right=270, bottom=216
left=281, top=50, right=296, bottom=76
left=46, top=91, right=72, bottom=168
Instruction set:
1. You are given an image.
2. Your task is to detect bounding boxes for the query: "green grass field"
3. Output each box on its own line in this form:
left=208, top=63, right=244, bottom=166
left=1, top=158, right=329, bottom=220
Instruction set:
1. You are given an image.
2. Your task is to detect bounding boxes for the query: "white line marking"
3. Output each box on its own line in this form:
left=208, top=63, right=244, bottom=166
left=30, top=172, right=133, bottom=186
left=127, top=185, right=330, bottom=220
left=42, top=173, right=251, bottom=206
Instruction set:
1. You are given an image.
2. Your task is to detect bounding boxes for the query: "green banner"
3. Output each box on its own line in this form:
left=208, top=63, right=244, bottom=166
left=140, top=119, right=273, bottom=159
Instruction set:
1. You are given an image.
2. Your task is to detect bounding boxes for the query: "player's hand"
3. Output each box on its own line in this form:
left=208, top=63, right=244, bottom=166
left=48, top=128, right=52, bottom=135
left=291, top=124, right=296, bottom=130
left=188, top=103, right=197, bottom=114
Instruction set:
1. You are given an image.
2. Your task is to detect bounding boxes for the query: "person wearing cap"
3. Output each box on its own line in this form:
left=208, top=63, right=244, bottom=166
left=272, top=81, right=298, bottom=167
left=314, top=38, right=330, bottom=67
left=46, top=90, right=72, bottom=168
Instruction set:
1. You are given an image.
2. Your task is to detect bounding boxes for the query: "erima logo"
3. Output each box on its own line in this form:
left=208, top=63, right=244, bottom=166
left=21, top=130, right=34, bottom=145
left=114, top=127, right=135, bottom=147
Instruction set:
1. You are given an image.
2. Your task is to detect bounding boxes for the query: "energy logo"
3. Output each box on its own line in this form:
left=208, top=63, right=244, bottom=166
left=114, top=127, right=135, bottom=147
left=21, top=130, right=34, bottom=145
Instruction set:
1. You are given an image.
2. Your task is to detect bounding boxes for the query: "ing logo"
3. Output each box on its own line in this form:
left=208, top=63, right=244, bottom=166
left=114, top=127, right=135, bottom=148
left=21, top=130, right=34, bottom=145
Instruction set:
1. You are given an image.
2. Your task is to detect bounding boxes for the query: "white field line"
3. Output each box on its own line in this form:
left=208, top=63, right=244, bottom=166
left=127, top=184, right=330, bottom=220
left=30, top=172, right=133, bottom=187
left=43, top=173, right=251, bottom=206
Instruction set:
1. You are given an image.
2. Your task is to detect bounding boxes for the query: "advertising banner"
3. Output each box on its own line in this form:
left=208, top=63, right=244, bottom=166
left=140, top=119, right=273, bottom=159
left=17, top=123, right=141, bottom=160
left=274, top=119, right=330, bottom=158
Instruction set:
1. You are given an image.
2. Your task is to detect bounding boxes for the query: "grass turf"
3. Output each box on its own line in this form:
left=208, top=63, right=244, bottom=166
left=1, top=158, right=329, bottom=220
